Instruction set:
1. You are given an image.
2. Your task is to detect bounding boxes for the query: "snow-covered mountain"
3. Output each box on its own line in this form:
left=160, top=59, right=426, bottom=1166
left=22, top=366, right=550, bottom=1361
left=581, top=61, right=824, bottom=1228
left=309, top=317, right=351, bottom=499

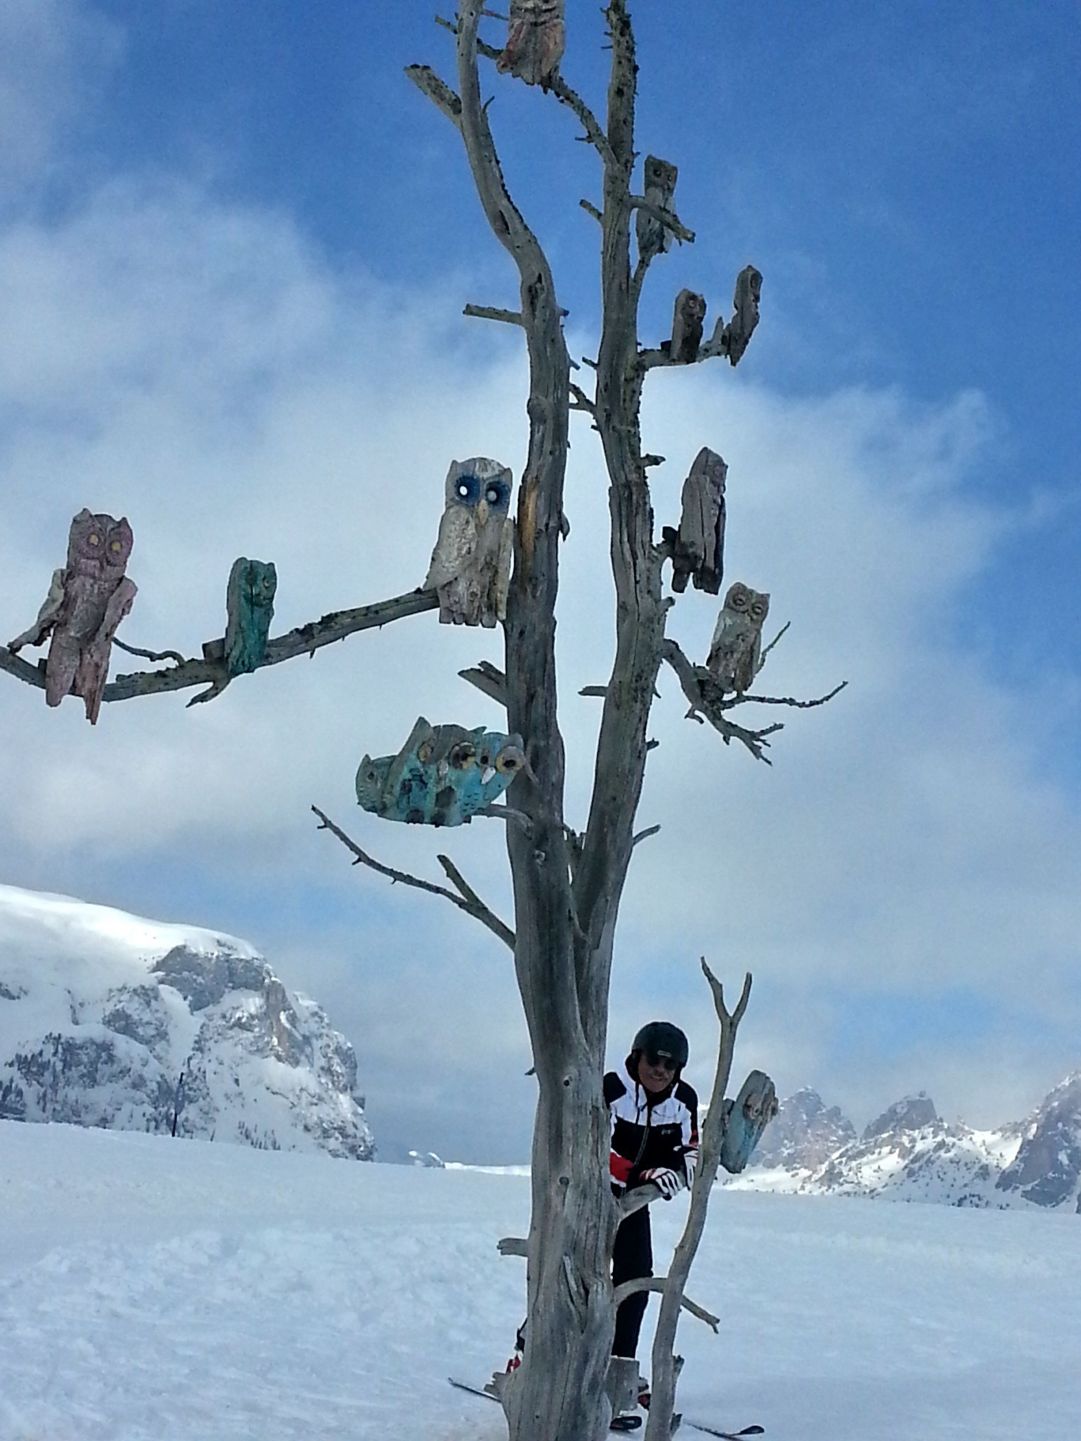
left=997, top=1072, right=1081, bottom=1212
left=0, top=883, right=374, bottom=1160
left=730, top=1080, right=1081, bottom=1213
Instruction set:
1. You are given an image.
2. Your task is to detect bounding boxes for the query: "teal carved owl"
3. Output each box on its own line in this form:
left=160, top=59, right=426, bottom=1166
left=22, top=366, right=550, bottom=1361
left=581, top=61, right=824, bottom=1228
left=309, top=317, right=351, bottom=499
left=355, top=716, right=525, bottom=826
left=224, top=558, right=277, bottom=676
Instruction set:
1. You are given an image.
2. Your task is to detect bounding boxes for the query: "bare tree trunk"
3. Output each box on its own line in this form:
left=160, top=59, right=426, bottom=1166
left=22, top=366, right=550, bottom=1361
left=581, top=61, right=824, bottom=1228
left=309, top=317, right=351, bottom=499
left=445, top=7, right=621, bottom=1440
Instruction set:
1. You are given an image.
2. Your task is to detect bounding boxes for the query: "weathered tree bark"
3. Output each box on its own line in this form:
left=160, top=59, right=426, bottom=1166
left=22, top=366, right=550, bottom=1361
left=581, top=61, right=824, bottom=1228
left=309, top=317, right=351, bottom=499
left=449, top=8, right=616, bottom=1440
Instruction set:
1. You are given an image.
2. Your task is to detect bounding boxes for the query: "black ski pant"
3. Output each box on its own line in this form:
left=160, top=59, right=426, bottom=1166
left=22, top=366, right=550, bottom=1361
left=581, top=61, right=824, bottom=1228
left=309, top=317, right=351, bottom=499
left=611, top=1201, right=653, bottom=1359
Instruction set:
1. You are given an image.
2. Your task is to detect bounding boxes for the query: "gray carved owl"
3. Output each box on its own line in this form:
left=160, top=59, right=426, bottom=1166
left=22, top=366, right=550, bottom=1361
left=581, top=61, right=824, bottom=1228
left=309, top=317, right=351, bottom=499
left=8, top=508, right=137, bottom=724
left=706, top=581, right=770, bottom=694
left=424, top=458, right=514, bottom=628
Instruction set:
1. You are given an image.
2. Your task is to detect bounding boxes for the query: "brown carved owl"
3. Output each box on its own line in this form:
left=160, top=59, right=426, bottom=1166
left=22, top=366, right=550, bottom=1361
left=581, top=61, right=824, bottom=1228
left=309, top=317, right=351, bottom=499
left=497, top=0, right=565, bottom=86
left=8, top=509, right=137, bottom=723
left=706, top=582, right=769, bottom=694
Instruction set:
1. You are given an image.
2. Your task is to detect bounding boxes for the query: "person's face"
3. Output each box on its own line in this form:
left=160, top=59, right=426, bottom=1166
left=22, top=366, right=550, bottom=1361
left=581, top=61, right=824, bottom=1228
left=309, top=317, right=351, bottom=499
left=636, top=1049, right=678, bottom=1094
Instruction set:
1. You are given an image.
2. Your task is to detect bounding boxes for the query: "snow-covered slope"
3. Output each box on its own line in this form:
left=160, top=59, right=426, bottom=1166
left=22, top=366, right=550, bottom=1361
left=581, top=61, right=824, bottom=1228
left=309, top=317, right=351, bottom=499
left=0, top=884, right=374, bottom=1159
left=1, top=1118, right=1079, bottom=1441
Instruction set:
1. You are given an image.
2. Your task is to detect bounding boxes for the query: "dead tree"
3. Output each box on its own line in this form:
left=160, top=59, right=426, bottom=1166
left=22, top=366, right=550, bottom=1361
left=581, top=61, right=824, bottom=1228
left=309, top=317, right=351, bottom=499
left=1, top=6, right=844, bottom=1439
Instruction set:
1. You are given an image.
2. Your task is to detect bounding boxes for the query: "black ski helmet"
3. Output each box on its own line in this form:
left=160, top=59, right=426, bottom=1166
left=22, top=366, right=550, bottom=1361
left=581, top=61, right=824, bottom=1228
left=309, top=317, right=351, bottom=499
left=631, top=1020, right=689, bottom=1068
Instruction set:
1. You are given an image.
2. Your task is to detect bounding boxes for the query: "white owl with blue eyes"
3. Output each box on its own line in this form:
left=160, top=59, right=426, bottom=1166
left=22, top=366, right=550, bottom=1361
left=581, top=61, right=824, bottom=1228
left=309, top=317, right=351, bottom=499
left=424, top=457, right=514, bottom=628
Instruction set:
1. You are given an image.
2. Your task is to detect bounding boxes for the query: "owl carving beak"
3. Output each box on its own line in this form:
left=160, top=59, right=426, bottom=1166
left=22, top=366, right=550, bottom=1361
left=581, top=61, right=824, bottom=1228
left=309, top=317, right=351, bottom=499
left=476, top=497, right=490, bottom=525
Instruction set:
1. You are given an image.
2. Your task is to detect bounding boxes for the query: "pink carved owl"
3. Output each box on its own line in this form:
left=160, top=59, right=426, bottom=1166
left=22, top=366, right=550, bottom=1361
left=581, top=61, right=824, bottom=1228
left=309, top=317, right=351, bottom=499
left=8, top=509, right=137, bottom=724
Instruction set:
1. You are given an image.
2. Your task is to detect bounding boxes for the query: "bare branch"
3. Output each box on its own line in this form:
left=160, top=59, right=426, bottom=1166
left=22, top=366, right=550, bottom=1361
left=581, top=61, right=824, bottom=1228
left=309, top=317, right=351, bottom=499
left=580, top=198, right=603, bottom=225
left=616, top=1179, right=665, bottom=1220
left=724, top=681, right=847, bottom=711
left=102, top=589, right=438, bottom=705
left=437, top=852, right=516, bottom=948
left=631, top=824, right=660, bottom=847
left=569, top=381, right=596, bottom=415
left=0, top=645, right=46, bottom=691
left=113, top=638, right=188, bottom=666
left=465, top=20, right=616, bottom=167
left=404, top=64, right=463, bottom=128
left=629, top=195, right=695, bottom=246
left=612, top=1277, right=719, bottom=1332
left=458, top=660, right=507, bottom=706
left=759, top=619, right=791, bottom=665
left=464, top=303, right=524, bottom=326
left=498, top=1236, right=529, bottom=1257
left=660, top=638, right=779, bottom=764
left=475, top=802, right=533, bottom=832
left=186, top=677, right=231, bottom=708
left=645, top=959, right=753, bottom=1441
left=312, top=805, right=515, bottom=950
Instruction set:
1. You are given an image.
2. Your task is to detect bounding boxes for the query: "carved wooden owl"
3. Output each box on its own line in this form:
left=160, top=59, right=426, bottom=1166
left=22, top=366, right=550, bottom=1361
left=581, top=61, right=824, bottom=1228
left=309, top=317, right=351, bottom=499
left=665, top=447, right=727, bottom=594
left=355, top=716, right=525, bottom=827
left=224, top=557, right=277, bottom=676
left=636, top=155, right=678, bottom=263
left=669, top=289, right=706, bottom=363
left=498, top=0, right=566, bottom=86
left=722, top=265, right=763, bottom=366
left=8, top=508, right=137, bottom=724
left=424, top=458, right=514, bottom=628
left=706, top=581, right=770, bottom=694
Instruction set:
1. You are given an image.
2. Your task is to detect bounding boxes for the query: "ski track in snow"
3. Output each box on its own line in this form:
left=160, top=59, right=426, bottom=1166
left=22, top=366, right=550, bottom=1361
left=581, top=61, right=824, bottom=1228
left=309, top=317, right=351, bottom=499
left=1, top=1120, right=1079, bottom=1441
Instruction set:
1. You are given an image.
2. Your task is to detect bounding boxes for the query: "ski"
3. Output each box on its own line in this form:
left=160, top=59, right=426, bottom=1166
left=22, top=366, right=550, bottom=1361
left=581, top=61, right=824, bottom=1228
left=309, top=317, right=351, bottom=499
left=448, top=1376, right=499, bottom=1401
left=449, top=1379, right=758, bottom=1438
left=684, top=1422, right=764, bottom=1439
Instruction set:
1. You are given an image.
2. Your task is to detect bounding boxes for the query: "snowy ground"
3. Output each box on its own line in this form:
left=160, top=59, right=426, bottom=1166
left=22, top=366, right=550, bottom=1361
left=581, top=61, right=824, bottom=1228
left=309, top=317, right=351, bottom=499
left=1, top=1121, right=1078, bottom=1441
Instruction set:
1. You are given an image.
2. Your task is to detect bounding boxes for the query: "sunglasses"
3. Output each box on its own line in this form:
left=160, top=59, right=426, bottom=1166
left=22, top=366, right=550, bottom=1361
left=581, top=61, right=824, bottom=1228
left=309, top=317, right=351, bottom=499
left=643, top=1050, right=677, bottom=1071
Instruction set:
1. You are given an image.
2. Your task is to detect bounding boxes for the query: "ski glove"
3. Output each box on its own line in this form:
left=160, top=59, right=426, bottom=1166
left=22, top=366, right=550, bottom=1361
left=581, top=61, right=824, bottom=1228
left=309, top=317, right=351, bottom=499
left=682, top=1148, right=698, bottom=1190
left=641, top=1167, right=684, bottom=1200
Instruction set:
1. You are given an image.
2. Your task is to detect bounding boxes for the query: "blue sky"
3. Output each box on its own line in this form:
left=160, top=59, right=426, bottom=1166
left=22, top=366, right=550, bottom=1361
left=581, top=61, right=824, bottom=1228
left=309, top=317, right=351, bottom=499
left=1, top=1, right=1079, bottom=1161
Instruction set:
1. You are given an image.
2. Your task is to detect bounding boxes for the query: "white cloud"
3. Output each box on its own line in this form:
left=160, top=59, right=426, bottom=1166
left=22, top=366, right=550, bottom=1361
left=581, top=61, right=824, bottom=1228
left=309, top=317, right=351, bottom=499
left=0, top=0, right=122, bottom=192
left=1, top=145, right=1079, bottom=1158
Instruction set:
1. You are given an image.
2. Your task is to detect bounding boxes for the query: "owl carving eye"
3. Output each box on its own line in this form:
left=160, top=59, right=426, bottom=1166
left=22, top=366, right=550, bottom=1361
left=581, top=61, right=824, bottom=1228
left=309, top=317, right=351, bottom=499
left=456, top=474, right=480, bottom=501
left=485, top=481, right=509, bottom=506
left=750, top=602, right=766, bottom=620
left=88, top=532, right=102, bottom=547
left=109, top=539, right=122, bottom=553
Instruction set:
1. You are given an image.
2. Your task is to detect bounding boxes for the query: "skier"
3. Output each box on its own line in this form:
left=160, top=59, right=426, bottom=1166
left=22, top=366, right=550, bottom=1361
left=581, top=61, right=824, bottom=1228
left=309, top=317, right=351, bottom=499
left=605, top=1019, right=699, bottom=1426
left=504, top=1021, right=699, bottom=1430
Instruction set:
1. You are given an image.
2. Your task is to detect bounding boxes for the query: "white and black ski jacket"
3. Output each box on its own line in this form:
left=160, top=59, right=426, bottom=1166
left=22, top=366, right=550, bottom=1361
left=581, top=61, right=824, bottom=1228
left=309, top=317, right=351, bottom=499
left=604, top=1060, right=700, bottom=1193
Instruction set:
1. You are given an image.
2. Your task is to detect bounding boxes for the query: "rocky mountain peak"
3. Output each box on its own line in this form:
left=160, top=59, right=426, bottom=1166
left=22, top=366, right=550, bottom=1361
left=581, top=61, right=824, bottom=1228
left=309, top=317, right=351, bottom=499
left=753, top=1087, right=856, bottom=1171
left=861, top=1092, right=940, bottom=1142
left=996, top=1071, right=1081, bottom=1211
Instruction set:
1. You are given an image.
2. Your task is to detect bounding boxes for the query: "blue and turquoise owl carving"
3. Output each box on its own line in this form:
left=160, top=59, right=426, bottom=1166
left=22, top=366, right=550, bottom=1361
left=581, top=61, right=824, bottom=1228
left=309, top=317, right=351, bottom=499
left=224, top=557, right=277, bottom=676
left=424, top=458, right=514, bottom=628
left=355, top=716, right=525, bottom=826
